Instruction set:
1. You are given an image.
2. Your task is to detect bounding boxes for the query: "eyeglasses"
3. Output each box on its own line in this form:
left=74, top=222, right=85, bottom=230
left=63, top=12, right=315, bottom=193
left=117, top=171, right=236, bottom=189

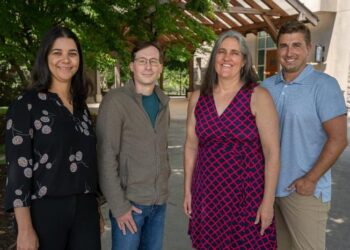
left=134, top=57, right=161, bottom=66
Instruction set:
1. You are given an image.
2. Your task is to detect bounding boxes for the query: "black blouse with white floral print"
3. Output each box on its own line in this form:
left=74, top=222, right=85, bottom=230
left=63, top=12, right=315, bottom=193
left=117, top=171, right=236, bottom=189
left=4, top=90, right=98, bottom=212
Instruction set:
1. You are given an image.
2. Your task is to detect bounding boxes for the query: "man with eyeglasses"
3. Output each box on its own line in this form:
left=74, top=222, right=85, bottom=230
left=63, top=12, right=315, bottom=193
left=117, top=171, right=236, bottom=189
left=97, top=41, right=170, bottom=250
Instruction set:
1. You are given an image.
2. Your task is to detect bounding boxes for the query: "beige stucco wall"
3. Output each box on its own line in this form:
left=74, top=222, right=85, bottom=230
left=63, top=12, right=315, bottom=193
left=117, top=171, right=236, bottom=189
left=306, top=12, right=336, bottom=72
left=300, top=0, right=337, bottom=12
left=320, top=1, right=350, bottom=95
left=303, top=0, right=350, bottom=103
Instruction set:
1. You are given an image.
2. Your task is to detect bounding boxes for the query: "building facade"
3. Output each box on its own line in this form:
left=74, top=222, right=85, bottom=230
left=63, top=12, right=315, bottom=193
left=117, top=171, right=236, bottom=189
left=194, top=0, right=349, bottom=107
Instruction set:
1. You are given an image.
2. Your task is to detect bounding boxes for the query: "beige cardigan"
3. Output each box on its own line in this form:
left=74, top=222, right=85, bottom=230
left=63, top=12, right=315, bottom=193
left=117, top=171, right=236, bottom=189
left=96, top=80, right=170, bottom=217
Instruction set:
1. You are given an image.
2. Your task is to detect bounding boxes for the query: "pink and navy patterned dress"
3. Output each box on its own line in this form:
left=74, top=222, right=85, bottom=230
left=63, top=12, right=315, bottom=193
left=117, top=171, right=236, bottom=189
left=189, top=85, right=276, bottom=250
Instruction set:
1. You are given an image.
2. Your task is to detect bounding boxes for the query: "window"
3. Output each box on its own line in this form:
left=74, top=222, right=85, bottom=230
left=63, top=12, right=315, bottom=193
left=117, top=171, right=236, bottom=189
left=257, top=32, right=276, bottom=80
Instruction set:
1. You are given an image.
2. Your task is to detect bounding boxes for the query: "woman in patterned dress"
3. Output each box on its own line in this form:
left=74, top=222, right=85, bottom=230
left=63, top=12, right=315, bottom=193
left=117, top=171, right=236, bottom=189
left=183, top=30, right=280, bottom=249
left=4, top=27, right=102, bottom=250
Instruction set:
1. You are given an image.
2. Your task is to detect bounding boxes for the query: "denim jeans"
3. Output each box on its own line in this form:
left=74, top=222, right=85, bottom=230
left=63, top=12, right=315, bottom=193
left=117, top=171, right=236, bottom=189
left=109, top=202, right=167, bottom=250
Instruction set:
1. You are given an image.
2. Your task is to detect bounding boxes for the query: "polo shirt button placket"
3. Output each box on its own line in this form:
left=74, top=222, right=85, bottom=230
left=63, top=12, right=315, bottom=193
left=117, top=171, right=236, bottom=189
left=282, top=84, right=289, bottom=95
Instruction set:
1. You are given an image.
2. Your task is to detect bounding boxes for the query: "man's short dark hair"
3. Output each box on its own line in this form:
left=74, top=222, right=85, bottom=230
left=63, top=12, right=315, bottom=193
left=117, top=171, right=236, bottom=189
left=277, top=20, right=311, bottom=46
left=131, top=41, right=164, bottom=63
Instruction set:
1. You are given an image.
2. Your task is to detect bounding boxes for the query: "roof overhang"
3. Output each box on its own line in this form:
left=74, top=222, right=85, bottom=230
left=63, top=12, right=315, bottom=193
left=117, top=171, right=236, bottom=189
left=160, top=0, right=318, bottom=44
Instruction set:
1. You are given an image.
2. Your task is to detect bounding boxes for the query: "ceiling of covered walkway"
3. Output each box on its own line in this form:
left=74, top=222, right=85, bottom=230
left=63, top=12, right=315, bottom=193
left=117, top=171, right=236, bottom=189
left=160, top=0, right=318, bottom=43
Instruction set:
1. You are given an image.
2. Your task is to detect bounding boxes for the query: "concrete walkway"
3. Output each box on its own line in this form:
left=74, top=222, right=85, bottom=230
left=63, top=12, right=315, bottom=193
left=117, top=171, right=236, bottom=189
left=96, top=97, right=350, bottom=250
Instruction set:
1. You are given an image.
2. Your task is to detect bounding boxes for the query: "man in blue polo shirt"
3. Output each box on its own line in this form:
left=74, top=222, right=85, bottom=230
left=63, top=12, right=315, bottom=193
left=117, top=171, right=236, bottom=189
left=263, top=20, right=348, bottom=250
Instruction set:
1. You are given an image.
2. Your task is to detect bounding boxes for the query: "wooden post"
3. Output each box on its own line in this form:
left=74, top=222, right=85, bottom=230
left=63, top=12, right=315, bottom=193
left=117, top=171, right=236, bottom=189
left=159, top=71, right=164, bottom=90
left=114, top=63, right=121, bottom=88
left=95, top=70, right=103, bottom=103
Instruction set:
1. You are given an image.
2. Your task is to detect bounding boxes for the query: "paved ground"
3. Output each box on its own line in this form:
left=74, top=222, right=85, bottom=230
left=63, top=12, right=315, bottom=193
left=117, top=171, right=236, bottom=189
left=96, top=97, right=350, bottom=250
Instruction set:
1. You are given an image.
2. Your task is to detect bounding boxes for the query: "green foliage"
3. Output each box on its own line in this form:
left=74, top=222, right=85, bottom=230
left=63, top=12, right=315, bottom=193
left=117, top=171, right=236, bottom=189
left=186, top=0, right=228, bottom=13
left=213, top=0, right=229, bottom=10
left=185, top=0, right=212, bottom=13
left=0, top=0, right=229, bottom=102
left=163, top=68, right=189, bottom=96
left=0, top=1, right=128, bottom=90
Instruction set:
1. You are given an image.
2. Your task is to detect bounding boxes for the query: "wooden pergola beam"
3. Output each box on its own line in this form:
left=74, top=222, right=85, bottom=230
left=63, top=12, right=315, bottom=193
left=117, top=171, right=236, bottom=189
left=177, top=1, right=283, bottom=16
left=215, top=12, right=241, bottom=28
left=229, top=0, right=263, bottom=23
left=158, top=0, right=318, bottom=45
left=286, top=0, right=319, bottom=26
left=261, top=15, right=278, bottom=42
left=213, top=6, right=283, bottom=16
left=262, top=0, right=289, bottom=16
left=222, top=15, right=297, bottom=35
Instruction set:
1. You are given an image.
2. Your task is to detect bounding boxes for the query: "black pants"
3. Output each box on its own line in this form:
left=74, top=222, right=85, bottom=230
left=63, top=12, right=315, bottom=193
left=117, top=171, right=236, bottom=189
left=30, top=194, right=101, bottom=250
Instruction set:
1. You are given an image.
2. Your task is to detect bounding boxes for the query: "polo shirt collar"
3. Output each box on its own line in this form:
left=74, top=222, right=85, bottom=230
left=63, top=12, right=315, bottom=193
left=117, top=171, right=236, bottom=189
left=275, top=64, right=314, bottom=85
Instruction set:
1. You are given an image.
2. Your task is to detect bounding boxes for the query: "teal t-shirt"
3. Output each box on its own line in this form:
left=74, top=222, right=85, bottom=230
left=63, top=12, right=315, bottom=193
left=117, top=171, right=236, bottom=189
left=142, top=92, right=159, bottom=128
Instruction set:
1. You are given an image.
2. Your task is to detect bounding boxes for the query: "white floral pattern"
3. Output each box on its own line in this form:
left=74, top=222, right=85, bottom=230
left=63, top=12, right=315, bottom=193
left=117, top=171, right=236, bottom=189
left=38, top=186, right=47, bottom=197
left=18, top=157, right=28, bottom=167
left=38, top=93, right=47, bottom=100
left=34, top=120, right=42, bottom=130
left=73, top=108, right=93, bottom=137
left=4, top=91, right=97, bottom=211
left=12, top=135, right=23, bottom=145
left=15, top=189, right=22, bottom=195
left=42, top=125, right=52, bottom=134
left=81, top=121, right=88, bottom=129
left=29, top=128, right=34, bottom=139
left=39, top=154, right=49, bottom=164
left=33, top=162, right=39, bottom=171
left=6, top=119, right=12, bottom=130
left=40, top=116, right=50, bottom=123
left=13, top=199, right=23, bottom=207
left=69, top=154, right=75, bottom=161
left=68, top=149, right=89, bottom=173
left=75, top=151, right=83, bottom=161
left=70, top=162, right=78, bottom=172
left=24, top=168, right=32, bottom=178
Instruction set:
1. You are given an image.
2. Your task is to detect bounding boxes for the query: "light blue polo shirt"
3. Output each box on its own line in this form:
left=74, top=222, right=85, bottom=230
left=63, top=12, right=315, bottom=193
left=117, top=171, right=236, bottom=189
left=262, top=65, right=347, bottom=202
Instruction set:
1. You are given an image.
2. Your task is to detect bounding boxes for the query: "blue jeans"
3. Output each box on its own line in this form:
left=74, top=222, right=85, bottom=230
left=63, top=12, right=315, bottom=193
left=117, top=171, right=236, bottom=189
left=109, top=203, right=167, bottom=250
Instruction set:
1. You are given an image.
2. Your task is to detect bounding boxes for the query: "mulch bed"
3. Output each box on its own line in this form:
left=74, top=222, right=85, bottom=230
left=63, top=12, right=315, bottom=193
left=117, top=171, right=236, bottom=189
left=0, top=164, right=16, bottom=250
